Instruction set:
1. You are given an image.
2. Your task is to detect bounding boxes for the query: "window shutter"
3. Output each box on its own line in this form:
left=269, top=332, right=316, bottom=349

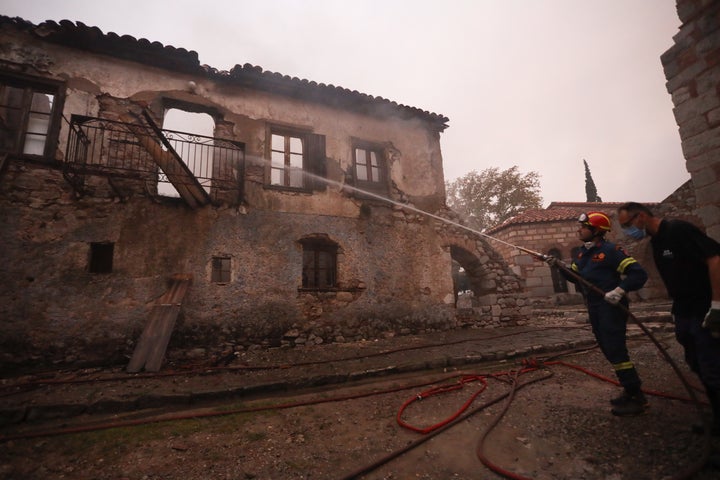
left=306, top=133, right=326, bottom=191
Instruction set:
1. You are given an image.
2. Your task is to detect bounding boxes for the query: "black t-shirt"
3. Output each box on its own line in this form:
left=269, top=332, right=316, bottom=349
left=651, top=219, right=720, bottom=315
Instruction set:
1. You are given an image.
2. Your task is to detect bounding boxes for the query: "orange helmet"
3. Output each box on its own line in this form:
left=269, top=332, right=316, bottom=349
left=578, top=212, right=611, bottom=232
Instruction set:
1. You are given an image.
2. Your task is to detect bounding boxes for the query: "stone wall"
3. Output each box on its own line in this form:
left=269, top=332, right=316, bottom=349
left=485, top=204, right=682, bottom=304
left=662, top=0, right=720, bottom=240
left=488, top=220, right=581, bottom=299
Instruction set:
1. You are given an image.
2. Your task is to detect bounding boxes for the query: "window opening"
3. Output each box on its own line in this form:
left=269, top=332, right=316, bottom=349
left=271, top=132, right=304, bottom=188
left=0, top=76, right=60, bottom=158
left=211, top=256, right=231, bottom=283
left=89, top=242, right=114, bottom=274
left=160, top=109, right=215, bottom=197
left=354, top=147, right=382, bottom=183
left=266, top=127, right=326, bottom=191
left=301, top=239, right=337, bottom=289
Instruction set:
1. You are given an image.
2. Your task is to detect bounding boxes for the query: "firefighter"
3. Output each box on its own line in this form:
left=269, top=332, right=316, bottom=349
left=548, top=211, right=649, bottom=416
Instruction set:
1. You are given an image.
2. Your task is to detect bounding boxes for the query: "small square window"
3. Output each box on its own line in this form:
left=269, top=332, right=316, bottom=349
left=89, top=243, right=114, bottom=274
left=212, top=256, right=231, bottom=283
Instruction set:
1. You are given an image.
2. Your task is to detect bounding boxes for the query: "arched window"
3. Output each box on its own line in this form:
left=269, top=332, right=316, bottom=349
left=548, top=248, right=568, bottom=293
left=300, top=236, right=338, bottom=290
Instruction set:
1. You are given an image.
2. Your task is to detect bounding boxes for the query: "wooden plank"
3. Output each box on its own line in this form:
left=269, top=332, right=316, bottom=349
left=142, top=305, right=182, bottom=372
left=118, top=112, right=210, bottom=208
left=141, top=110, right=213, bottom=208
left=127, top=274, right=192, bottom=373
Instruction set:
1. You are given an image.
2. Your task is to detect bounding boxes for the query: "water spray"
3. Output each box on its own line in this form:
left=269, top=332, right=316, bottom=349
left=251, top=154, right=550, bottom=260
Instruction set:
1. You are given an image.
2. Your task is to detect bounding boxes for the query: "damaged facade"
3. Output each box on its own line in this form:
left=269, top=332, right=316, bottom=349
left=0, top=17, right=524, bottom=371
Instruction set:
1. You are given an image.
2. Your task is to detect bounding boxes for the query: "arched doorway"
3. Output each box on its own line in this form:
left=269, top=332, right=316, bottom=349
left=450, top=245, right=492, bottom=306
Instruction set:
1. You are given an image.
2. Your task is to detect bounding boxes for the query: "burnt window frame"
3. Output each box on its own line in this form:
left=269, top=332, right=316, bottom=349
left=0, top=72, right=65, bottom=161
left=88, top=242, right=114, bottom=274
left=265, top=124, right=326, bottom=192
left=211, top=256, right=232, bottom=283
left=300, top=237, right=338, bottom=290
left=351, top=139, right=389, bottom=194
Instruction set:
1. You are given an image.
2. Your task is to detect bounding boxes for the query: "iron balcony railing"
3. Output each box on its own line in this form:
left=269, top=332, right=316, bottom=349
left=64, top=114, right=245, bottom=203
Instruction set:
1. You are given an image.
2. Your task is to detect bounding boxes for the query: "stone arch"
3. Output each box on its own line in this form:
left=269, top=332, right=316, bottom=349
left=450, top=244, right=495, bottom=302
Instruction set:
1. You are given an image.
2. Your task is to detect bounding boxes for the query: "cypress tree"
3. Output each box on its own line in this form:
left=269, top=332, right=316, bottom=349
left=583, top=159, right=602, bottom=202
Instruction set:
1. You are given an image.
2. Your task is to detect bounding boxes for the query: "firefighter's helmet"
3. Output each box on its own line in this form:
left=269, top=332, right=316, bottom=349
left=578, top=212, right=611, bottom=232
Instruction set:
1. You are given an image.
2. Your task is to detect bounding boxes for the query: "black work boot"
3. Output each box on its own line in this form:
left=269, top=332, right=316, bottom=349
left=611, top=391, right=648, bottom=416
left=610, top=390, right=631, bottom=406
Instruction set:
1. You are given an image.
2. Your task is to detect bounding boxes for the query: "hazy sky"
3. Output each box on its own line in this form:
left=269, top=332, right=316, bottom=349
left=2, top=0, right=688, bottom=206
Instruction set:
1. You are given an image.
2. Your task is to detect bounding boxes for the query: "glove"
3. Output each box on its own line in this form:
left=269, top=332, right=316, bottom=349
left=604, top=287, right=625, bottom=305
left=702, top=301, right=720, bottom=338
left=545, top=256, right=565, bottom=268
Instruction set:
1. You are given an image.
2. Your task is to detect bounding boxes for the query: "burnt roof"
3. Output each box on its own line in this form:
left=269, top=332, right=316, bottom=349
left=0, top=15, right=449, bottom=131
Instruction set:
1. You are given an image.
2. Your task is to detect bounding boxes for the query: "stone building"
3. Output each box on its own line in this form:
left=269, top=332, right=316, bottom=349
left=661, top=0, right=720, bottom=239
left=0, top=16, right=524, bottom=371
left=484, top=202, right=629, bottom=302
left=483, top=191, right=705, bottom=304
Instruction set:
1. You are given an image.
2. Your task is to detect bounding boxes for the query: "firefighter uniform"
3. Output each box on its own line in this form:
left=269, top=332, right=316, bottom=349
left=567, top=239, right=649, bottom=396
left=551, top=211, right=649, bottom=415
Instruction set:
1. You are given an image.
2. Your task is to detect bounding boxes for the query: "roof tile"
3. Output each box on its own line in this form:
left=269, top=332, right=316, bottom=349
left=0, top=15, right=448, bottom=130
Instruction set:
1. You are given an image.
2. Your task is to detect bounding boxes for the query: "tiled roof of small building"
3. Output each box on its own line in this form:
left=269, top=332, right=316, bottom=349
left=0, top=15, right=449, bottom=131
left=485, top=207, right=581, bottom=234
left=485, top=201, right=655, bottom=235
left=546, top=201, right=625, bottom=210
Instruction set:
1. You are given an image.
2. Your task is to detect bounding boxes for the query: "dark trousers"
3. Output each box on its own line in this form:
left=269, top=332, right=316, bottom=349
left=588, top=301, right=642, bottom=392
left=674, top=313, right=720, bottom=390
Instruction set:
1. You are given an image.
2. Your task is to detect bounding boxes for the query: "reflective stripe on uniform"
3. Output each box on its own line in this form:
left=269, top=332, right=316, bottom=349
left=617, top=257, right=637, bottom=274
left=613, top=361, right=635, bottom=371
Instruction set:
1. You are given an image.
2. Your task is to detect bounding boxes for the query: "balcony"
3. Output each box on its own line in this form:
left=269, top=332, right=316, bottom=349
left=64, top=113, right=245, bottom=207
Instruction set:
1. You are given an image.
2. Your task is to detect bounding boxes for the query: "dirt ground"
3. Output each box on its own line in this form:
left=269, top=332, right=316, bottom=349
left=1, top=334, right=719, bottom=480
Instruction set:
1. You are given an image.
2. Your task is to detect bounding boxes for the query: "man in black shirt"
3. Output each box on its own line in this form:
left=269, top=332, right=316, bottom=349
left=617, top=202, right=720, bottom=438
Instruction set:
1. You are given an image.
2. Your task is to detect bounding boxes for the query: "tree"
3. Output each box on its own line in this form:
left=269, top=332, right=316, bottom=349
left=583, top=159, right=602, bottom=202
left=445, top=166, right=543, bottom=231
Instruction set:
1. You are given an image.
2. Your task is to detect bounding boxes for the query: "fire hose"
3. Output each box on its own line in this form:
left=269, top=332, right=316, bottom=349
left=390, top=239, right=713, bottom=480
